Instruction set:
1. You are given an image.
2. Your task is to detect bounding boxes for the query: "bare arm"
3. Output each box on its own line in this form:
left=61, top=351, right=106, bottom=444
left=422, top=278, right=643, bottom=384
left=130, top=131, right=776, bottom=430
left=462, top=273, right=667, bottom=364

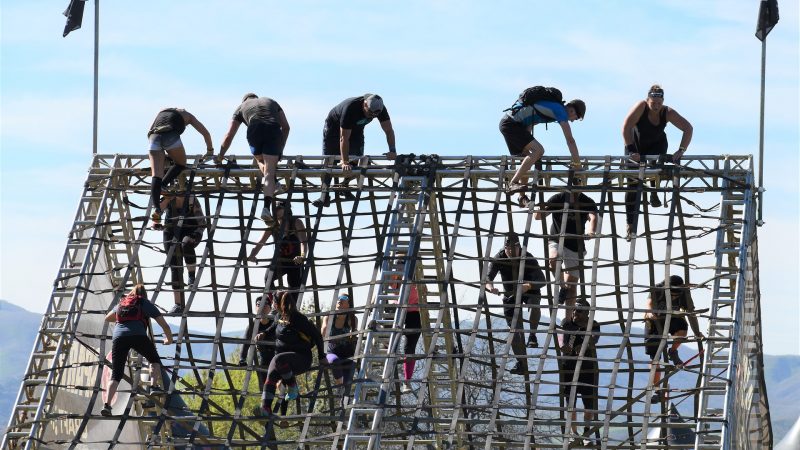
left=339, top=128, right=352, bottom=171
left=586, top=212, right=598, bottom=235
left=218, top=120, right=242, bottom=160
left=684, top=291, right=704, bottom=337
left=182, top=110, right=214, bottom=153
left=292, top=219, right=308, bottom=265
left=158, top=197, right=171, bottom=213
left=320, top=315, right=330, bottom=340
left=666, top=107, right=693, bottom=158
left=278, top=110, right=290, bottom=153
left=105, top=310, right=117, bottom=322
left=644, top=295, right=655, bottom=320
left=559, top=121, right=580, bottom=163
left=380, top=119, right=396, bottom=159
left=622, top=101, right=646, bottom=147
left=248, top=228, right=273, bottom=262
left=154, top=316, right=173, bottom=344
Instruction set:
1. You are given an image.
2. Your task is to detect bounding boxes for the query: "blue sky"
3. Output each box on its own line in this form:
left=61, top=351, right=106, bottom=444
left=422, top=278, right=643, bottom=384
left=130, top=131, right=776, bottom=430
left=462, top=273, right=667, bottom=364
left=1, top=1, right=798, bottom=354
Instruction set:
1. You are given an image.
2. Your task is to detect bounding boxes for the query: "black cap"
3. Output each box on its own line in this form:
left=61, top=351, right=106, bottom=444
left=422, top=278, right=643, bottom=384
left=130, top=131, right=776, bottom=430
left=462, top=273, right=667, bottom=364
left=668, top=275, right=684, bottom=287
left=504, top=232, right=520, bottom=247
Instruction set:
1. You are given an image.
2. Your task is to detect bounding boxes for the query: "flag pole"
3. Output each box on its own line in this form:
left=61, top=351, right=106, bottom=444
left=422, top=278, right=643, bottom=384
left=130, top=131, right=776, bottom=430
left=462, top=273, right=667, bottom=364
left=92, top=0, right=99, bottom=155
left=757, top=37, right=766, bottom=224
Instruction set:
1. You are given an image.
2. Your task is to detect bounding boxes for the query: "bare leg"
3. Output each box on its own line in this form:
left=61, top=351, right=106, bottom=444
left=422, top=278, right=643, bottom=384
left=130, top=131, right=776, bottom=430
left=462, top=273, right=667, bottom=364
left=150, top=362, right=162, bottom=389
left=508, top=139, right=545, bottom=186
left=106, top=379, right=120, bottom=403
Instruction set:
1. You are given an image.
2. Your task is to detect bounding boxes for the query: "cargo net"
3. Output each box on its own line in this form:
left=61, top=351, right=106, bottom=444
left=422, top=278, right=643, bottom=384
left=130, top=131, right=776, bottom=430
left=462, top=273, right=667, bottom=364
left=8, top=154, right=770, bottom=449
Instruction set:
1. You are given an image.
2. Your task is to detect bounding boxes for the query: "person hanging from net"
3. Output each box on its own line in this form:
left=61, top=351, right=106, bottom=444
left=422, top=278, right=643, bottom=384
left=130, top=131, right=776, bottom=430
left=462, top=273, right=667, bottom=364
left=558, top=299, right=601, bottom=446
left=320, top=294, right=358, bottom=397
left=313, top=94, right=396, bottom=207
left=621, top=84, right=693, bottom=240
left=387, top=253, right=423, bottom=394
left=484, top=232, right=547, bottom=375
left=644, top=275, right=705, bottom=402
left=533, top=178, right=597, bottom=309
left=215, top=93, right=291, bottom=225
left=260, top=291, right=327, bottom=417
left=101, top=284, right=174, bottom=417
left=499, top=86, right=585, bottom=208
left=158, top=191, right=207, bottom=315
left=248, top=201, right=308, bottom=296
left=238, top=294, right=277, bottom=386
left=146, top=108, right=213, bottom=228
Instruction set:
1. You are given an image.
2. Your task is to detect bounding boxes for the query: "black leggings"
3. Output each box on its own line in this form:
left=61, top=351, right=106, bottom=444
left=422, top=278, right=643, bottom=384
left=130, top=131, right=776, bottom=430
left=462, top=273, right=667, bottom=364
left=111, top=335, right=161, bottom=381
left=267, top=264, right=303, bottom=292
left=261, top=351, right=313, bottom=409
left=164, top=229, right=199, bottom=288
left=403, top=311, right=422, bottom=355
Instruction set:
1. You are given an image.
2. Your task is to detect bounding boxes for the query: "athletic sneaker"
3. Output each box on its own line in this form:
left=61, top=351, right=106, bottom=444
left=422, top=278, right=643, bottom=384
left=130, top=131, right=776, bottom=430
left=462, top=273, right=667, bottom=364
left=312, top=194, right=332, bottom=208
left=100, top=403, right=112, bottom=417
left=649, top=192, right=662, bottom=208
left=168, top=304, right=184, bottom=315
left=150, top=210, right=163, bottom=230
left=149, top=385, right=167, bottom=395
left=285, top=385, right=300, bottom=401
left=506, top=183, right=527, bottom=195
left=509, top=362, right=527, bottom=375
left=187, top=273, right=196, bottom=287
left=260, top=207, right=274, bottom=224
left=341, top=191, right=357, bottom=201
left=558, top=288, right=569, bottom=305
left=527, top=335, right=539, bottom=348
left=400, top=381, right=414, bottom=394
left=668, top=349, right=684, bottom=367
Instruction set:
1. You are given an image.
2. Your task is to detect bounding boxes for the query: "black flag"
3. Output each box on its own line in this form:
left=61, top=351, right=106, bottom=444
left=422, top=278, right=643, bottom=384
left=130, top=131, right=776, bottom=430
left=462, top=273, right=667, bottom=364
left=755, top=0, right=779, bottom=41
left=63, top=0, right=87, bottom=37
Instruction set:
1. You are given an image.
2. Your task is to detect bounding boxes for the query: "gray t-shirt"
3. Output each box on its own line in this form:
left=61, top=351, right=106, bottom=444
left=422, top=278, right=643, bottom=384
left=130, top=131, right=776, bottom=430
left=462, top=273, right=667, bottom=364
left=232, top=97, right=283, bottom=127
left=113, top=298, right=162, bottom=339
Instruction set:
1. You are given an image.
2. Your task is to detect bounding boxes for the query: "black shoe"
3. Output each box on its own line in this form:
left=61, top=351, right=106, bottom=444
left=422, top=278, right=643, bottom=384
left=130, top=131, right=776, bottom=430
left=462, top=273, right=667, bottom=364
left=651, top=392, right=662, bottom=404
left=558, top=288, right=569, bottom=305
left=187, top=273, right=196, bottom=287
left=100, top=403, right=112, bottom=417
left=668, top=349, right=684, bottom=367
left=237, top=359, right=248, bottom=367
left=527, top=335, right=538, bottom=348
left=340, top=191, right=357, bottom=201
left=168, top=304, right=184, bottom=315
left=149, top=385, right=167, bottom=395
left=312, top=194, right=331, bottom=208
left=649, top=192, right=662, bottom=208
left=509, top=362, right=527, bottom=375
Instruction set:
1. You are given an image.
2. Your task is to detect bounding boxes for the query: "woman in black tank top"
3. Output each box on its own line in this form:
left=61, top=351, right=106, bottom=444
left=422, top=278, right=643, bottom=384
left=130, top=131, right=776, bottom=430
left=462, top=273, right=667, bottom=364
left=621, top=85, right=694, bottom=239
left=247, top=201, right=309, bottom=293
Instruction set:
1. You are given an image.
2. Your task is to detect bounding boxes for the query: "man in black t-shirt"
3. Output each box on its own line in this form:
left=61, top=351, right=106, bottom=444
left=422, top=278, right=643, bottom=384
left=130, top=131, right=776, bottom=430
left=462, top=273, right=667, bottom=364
left=216, top=93, right=291, bottom=225
left=534, top=181, right=597, bottom=309
left=315, top=94, right=397, bottom=207
left=484, top=232, right=546, bottom=375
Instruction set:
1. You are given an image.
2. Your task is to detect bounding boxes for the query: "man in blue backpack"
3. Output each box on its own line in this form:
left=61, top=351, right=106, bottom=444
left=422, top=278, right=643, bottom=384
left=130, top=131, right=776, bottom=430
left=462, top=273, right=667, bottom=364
left=500, top=87, right=586, bottom=207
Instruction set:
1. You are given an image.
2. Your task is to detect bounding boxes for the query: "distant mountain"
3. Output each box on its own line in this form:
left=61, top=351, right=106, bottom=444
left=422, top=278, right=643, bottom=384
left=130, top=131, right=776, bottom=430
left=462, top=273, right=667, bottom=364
left=764, top=354, right=800, bottom=443
left=0, top=301, right=41, bottom=432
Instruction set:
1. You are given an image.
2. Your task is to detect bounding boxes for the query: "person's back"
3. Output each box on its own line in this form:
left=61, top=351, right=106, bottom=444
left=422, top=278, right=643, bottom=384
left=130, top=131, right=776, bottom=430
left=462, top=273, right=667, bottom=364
left=148, top=108, right=187, bottom=136
left=234, top=97, right=282, bottom=127
left=275, top=310, right=318, bottom=354
left=113, top=296, right=160, bottom=339
left=544, top=192, right=598, bottom=254
left=506, top=100, right=569, bottom=127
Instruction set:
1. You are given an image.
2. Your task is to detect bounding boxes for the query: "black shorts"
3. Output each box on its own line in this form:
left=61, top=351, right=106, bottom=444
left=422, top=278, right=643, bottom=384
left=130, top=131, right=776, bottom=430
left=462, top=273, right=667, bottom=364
left=560, top=360, right=599, bottom=410
left=322, top=126, right=365, bottom=157
left=111, top=335, right=162, bottom=382
left=499, top=116, right=534, bottom=156
left=644, top=317, right=689, bottom=358
left=247, top=122, right=283, bottom=156
left=502, top=292, right=541, bottom=320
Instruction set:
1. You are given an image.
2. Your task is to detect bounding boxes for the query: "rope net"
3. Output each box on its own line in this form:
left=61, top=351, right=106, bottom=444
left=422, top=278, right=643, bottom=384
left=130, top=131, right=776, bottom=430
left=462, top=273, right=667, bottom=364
left=2, top=154, right=771, bottom=450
